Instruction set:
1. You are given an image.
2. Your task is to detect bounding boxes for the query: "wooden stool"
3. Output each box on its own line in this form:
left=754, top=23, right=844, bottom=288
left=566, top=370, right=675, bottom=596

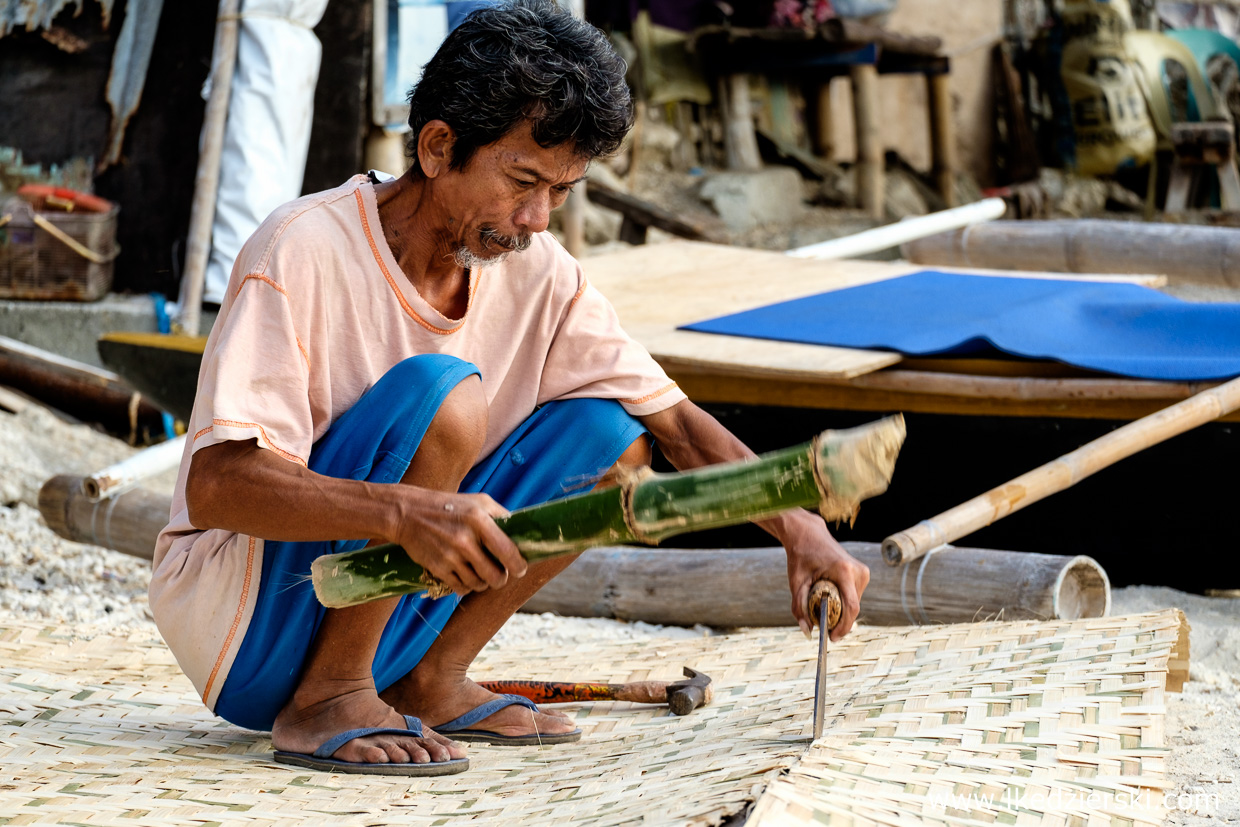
left=1165, top=121, right=1240, bottom=213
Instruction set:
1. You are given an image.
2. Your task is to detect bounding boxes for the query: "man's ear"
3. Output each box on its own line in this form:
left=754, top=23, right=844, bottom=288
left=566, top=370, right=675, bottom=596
left=417, top=120, right=455, bottom=178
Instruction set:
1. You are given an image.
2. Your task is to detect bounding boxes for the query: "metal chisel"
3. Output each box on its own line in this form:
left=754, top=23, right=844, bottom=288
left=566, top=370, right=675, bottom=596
left=807, top=579, right=842, bottom=740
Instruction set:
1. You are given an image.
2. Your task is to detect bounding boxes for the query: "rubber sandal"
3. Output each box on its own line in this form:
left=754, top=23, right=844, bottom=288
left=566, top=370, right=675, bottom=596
left=434, top=694, right=583, bottom=745
left=273, top=714, right=470, bottom=775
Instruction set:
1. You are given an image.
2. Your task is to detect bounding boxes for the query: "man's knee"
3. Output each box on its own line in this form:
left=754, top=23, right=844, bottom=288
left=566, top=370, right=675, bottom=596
left=424, top=374, right=488, bottom=466
left=616, top=433, right=653, bottom=468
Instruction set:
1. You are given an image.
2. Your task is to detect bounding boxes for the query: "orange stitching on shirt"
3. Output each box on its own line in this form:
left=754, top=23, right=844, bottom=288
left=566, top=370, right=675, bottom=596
left=209, top=418, right=308, bottom=467
left=235, top=273, right=288, bottom=298
left=354, top=190, right=461, bottom=336
left=234, top=274, right=312, bottom=371
left=621, top=382, right=680, bottom=406
left=569, top=278, right=588, bottom=311
left=202, top=536, right=257, bottom=704
left=194, top=425, right=214, bottom=441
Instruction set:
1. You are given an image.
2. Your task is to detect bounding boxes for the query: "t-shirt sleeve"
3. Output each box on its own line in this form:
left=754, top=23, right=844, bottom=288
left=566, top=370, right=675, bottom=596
left=188, top=276, right=314, bottom=466
left=539, top=269, right=687, bottom=417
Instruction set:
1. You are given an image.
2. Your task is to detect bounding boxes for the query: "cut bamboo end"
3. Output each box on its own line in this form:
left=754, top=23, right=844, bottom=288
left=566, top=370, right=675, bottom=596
left=814, top=413, right=906, bottom=525
left=1053, top=555, right=1111, bottom=619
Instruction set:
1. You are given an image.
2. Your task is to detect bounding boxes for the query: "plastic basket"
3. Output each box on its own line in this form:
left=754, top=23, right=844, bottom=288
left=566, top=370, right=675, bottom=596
left=0, top=194, right=119, bottom=301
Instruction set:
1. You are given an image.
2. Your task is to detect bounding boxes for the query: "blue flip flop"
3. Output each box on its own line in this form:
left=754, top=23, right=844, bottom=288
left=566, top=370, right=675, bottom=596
left=273, top=714, right=469, bottom=775
left=434, top=694, right=583, bottom=745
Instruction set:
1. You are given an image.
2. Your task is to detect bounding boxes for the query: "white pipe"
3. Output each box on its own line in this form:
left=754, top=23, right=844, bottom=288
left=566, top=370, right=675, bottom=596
left=82, top=434, right=187, bottom=502
left=786, top=197, right=1008, bottom=260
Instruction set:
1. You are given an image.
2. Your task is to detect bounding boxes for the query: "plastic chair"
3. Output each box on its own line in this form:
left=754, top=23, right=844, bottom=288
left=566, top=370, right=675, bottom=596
left=1166, top=27, right=1240, bottom=88
left=1124, top=29, right=1225, bottom=141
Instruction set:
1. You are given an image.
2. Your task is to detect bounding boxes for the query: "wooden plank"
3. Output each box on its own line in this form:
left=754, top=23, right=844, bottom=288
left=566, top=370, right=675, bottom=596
left=581, top=241, right=1169, bottom=382
left=666, top=369, right=1240, bottom=422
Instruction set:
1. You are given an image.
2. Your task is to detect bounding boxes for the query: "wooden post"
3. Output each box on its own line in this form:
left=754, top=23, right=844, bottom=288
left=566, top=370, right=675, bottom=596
left=927, top=72, right=957, bottom=207
left=850, top=63, right=883, bottom=218
left=813, top=82, right=834, bottom=160
left=720, top=74, right=762, bottom=171
left=563, top=185, right=586, bottom=258
left=883, top=373, right=1240, bottom=566
left=176, top=0, right=241, bottom=337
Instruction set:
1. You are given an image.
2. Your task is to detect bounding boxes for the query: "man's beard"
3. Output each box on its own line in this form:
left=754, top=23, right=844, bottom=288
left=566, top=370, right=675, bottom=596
left=454, top=227, right=532, bottom=269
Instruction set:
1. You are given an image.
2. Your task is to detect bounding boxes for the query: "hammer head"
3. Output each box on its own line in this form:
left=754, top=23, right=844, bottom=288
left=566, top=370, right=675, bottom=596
left=666, top=666, right=713, bottom=715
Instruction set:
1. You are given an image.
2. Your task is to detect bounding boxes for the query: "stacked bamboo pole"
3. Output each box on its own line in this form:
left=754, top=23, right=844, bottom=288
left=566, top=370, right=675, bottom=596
left=883, top=373, right=1240, bottom=566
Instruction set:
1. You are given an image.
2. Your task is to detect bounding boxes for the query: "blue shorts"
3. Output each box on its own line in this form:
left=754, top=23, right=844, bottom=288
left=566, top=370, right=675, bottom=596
left=213, top=354, right=647, bottom=731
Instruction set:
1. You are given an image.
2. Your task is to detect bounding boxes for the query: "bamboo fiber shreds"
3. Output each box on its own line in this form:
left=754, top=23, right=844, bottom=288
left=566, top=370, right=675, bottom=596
left=0, top=609, right=1185, bottom=826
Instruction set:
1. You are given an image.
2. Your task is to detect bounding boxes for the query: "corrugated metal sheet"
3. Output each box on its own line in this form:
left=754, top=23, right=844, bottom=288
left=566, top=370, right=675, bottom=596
left=0, top=0, right=117, bottom=38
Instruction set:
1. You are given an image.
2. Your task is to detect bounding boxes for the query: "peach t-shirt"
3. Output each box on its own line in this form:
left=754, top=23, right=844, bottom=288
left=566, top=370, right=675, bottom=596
left=150, top=175, right=685, bottom=708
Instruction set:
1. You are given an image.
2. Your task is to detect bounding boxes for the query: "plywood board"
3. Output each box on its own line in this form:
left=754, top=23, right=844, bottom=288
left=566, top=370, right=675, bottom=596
left=582, top=241, right=1167, bottom=381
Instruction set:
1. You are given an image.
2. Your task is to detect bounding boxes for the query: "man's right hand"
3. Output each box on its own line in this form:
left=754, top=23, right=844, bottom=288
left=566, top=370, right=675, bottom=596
left=186, top=439, right=526, bottom=595
left=393, top=490, right=526, bottom=594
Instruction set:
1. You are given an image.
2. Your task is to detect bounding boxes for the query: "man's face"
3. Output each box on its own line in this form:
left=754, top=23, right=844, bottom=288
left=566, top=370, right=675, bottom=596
left=438, top=123, right=589, bottom=268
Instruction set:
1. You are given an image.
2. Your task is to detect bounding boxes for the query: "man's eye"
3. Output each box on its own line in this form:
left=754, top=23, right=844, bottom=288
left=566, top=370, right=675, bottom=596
left=554, top=185, right=573, bottom=196
left=515, top=178, right=536, bottom=188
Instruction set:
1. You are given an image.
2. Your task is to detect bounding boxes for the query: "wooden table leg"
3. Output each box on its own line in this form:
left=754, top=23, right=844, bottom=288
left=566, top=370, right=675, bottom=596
left=928, top=72, right=957, bottom=208
left=721, top=73, right=763, bottom=171
left=813, top=81, right=834, bottom=159
left=850, top=63, right=883, bottom=219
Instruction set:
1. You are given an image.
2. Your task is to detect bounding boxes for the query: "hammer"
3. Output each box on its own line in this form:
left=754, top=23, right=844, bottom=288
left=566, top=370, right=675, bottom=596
left=479, top=666, right=713, bottom=715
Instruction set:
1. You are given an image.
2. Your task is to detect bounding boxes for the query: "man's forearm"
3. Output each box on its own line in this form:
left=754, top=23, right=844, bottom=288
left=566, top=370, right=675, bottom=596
left=638, top=400, right=822, bottom=544
left=186, top=439, right=407, bottom=544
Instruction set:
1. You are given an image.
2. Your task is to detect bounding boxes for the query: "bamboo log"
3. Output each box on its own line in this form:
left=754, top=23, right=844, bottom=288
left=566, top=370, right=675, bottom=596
left=902, top=219, right=1240, bottom=288
left=311, top=416, right=906, bottom=608
left=38, top=474, right=168, bottom=560
left=521, top=544, right=1110, bottom=626
left=36, top=475, right=1110, bottom=627
left=883, top=374, right=1240, bottom=566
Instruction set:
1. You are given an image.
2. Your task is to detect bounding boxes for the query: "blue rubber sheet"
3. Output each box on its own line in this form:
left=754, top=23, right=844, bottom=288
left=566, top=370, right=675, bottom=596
left=681, top=271, right=1240, bottom=381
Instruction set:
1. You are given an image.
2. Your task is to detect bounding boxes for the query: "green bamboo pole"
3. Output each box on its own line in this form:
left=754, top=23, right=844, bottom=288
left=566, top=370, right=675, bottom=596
left=311, top=414, right=906, bottom=608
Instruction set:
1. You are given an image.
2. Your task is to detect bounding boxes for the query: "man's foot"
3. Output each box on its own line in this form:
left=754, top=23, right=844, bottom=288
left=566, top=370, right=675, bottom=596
left=273, top=679, right=467, bottom=766
left=382, top=675, right=578, bottom=742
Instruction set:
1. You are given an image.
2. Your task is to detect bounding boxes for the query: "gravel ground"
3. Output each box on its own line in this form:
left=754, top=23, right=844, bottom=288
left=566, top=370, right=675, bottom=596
left=1, top=399, right=1236, bottom=823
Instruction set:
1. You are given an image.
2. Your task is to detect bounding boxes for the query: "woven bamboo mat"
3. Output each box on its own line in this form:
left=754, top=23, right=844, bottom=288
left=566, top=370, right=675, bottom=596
left=749, top=610, right=1188, bottom=827
left=0, top=610, right=1185, bottom=826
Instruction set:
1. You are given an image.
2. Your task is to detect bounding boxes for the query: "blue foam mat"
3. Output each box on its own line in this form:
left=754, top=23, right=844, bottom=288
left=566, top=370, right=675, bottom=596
left=681, top=271, right=1240, bottom=381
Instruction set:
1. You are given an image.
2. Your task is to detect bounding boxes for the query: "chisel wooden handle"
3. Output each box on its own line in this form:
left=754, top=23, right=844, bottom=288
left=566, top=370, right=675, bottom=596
left=807, top=580, right=842, bottom=631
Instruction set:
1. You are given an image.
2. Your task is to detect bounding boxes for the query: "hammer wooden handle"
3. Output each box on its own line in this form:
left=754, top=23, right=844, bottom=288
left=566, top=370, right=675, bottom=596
left=808, top=580, right=842, bottom=631
left=478, top=679, right=669, bottom=705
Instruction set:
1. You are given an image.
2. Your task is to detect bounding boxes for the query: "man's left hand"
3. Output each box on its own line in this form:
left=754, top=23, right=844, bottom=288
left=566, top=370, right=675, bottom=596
left=780, top=513, right=870, bottom=641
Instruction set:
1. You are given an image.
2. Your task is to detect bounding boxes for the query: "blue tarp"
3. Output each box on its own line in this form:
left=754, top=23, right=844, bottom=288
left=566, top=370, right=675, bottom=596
left=681, top=271, right=1240, bottom=381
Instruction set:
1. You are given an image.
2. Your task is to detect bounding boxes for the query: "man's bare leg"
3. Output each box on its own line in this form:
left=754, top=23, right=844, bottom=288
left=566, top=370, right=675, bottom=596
left=270, top=376, right=489, bottom=765
left=382, top=433, right=653, bottom=738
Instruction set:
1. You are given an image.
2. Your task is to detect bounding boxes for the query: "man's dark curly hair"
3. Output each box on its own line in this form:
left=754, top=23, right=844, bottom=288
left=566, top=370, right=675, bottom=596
left=405, top=0, right=632, bottom=174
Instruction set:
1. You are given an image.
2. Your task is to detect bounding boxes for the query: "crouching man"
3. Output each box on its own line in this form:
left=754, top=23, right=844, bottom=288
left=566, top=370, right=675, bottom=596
left=150, top=0, right=868, bottom=776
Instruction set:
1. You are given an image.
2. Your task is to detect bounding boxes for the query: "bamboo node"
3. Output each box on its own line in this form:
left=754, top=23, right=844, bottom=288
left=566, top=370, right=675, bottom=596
left=617, top=465, right=659, bottom=544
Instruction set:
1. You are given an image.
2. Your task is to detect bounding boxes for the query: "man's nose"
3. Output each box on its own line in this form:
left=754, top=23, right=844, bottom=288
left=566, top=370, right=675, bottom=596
left=514, top=191, right=552, bottom=234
